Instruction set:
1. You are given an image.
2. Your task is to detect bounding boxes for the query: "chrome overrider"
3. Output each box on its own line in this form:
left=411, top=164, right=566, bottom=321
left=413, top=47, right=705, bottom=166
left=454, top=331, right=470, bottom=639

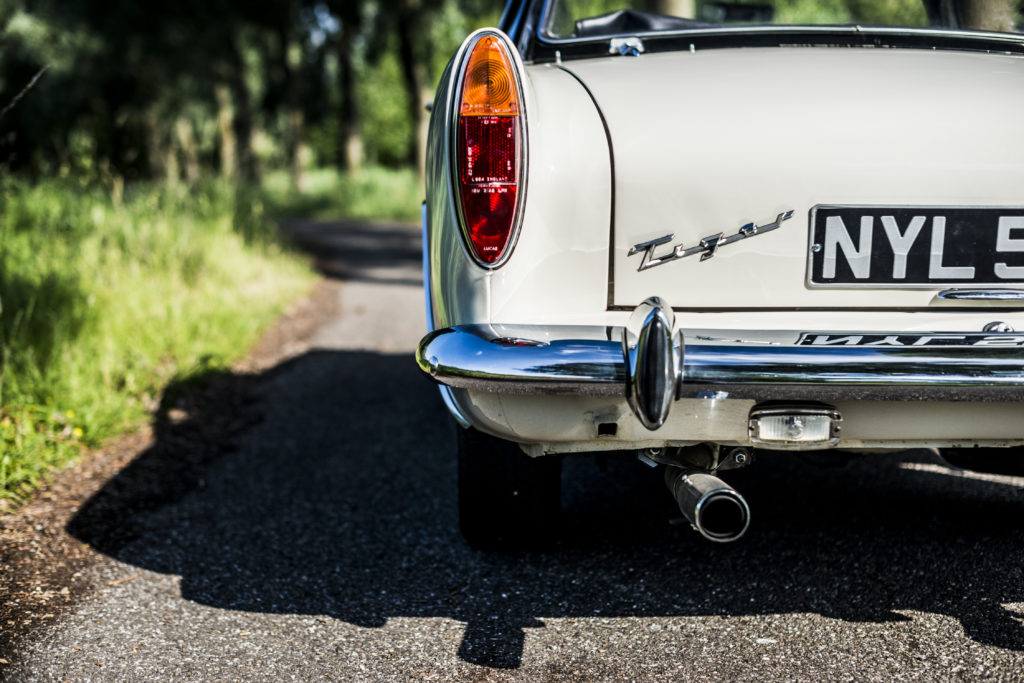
left=415, top=296, right=1024, bottom=430
left=624, top=297, right=676, bottom=429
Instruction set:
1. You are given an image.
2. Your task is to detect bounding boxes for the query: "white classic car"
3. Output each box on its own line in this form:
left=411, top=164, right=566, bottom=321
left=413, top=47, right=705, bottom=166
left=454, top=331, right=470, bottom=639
left=417, top=0, right=1024, bottom=547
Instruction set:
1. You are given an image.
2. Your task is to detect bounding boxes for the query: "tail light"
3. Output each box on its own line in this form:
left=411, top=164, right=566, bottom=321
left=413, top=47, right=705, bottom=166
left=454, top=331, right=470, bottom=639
left=453, top=32, right=525, bottom=268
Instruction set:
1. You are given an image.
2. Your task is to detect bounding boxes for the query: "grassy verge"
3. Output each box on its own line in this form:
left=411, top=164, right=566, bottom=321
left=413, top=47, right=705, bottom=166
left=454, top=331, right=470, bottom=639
left=262, top=166, right=421, bottom=222
left=0, top=178, right=315, bottom=504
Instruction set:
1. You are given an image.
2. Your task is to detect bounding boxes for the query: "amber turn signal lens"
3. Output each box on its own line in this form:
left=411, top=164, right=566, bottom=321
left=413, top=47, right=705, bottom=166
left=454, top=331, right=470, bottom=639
left=459, top=36, right=519, bottom=117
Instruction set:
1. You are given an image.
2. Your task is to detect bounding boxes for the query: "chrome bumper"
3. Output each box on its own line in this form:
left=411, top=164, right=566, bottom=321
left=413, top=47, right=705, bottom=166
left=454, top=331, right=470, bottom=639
left=416, top=298, right=1024, bottom=430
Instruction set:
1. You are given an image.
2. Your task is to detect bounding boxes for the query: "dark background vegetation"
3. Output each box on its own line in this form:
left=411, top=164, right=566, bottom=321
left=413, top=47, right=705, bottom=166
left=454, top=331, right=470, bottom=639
left=0, top=0, right=499, bottom=187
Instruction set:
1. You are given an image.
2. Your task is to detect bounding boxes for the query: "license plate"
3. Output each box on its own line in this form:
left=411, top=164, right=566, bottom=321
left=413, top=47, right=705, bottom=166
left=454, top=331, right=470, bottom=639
left=807, top=206, right=1024, bottom=287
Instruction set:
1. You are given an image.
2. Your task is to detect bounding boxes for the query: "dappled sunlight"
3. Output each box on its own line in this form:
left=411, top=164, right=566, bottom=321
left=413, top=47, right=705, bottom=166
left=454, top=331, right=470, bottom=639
left=900, top=460, right=1024, bottom=487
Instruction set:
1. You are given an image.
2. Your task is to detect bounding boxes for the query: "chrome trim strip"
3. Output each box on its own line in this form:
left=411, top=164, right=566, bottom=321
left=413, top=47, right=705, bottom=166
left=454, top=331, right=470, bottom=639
left=680, top=342, right=1024, bottom=401
left=421, top=201, right=434, bottom=331
left=533, top=13, right=1024, bottom=48
left=938, top=289, right=1024, bottom=301
left=417, top=324, right=1024, bottom=405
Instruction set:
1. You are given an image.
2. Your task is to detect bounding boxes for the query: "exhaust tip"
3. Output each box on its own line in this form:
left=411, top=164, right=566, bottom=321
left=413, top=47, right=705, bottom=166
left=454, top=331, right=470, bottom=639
left=694, top=490, right=750, bottom=543
left=666, top=467, right=751, bottom=543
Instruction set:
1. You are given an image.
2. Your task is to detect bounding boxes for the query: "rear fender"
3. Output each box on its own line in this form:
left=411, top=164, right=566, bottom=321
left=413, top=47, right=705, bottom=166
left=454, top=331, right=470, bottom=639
left=425, top=32, right=613, bottom=330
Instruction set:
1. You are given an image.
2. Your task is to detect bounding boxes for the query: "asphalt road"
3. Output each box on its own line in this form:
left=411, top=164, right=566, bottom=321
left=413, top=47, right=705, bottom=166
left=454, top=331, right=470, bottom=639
left=7, top=220, right=1024, bottom=681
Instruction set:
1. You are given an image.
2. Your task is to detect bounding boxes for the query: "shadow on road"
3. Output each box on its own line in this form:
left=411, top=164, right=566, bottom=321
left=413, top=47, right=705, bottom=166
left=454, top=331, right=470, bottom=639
left=63, top=218, right=1024, bottom=669
left=283, top=219, right=423, bottom=287
left=66, top=347, right=1024, bottom=669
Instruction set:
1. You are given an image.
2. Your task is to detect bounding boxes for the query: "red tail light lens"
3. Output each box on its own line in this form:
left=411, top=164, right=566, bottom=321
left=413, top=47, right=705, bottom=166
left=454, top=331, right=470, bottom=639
left=454, top=34, right=523, bottom=267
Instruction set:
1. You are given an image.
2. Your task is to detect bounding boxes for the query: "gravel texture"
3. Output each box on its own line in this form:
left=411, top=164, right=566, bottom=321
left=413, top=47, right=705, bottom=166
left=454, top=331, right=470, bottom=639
left=4, top=219, right=1024, bottom=681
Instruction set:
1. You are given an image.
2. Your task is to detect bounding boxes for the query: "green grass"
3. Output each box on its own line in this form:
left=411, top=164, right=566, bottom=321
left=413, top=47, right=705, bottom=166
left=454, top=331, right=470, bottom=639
left=0, top=178, right=315, bottom=504
left=262, top=166, right=421, bottom=222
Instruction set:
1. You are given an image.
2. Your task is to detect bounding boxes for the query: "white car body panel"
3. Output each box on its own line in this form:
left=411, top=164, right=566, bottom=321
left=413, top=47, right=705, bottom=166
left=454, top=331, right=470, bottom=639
left=561, top=48, right=1024, bottom=309
left=487, top=65, right=614, bottom=326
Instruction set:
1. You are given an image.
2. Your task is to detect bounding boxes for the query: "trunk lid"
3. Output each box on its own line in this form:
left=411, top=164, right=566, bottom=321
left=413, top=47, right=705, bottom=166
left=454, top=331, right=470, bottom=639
left=560, top=47, right=1024, bottom=310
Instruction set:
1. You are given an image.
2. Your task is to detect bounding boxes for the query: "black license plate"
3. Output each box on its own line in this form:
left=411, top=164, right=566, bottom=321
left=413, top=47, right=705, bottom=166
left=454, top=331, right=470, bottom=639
left=808, top=206, right=1024, bottom=286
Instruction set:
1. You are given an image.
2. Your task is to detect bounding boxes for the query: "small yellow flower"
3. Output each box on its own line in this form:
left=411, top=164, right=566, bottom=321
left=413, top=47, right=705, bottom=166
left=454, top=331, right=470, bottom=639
left=66, top=409, right=75, bottom=419
left=73, top=427, right=83, bottom=438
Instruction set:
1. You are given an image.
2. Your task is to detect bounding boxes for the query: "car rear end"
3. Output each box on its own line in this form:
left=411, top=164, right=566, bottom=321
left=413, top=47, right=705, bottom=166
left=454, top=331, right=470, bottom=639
left=419, top=0, right=1024, bottom=543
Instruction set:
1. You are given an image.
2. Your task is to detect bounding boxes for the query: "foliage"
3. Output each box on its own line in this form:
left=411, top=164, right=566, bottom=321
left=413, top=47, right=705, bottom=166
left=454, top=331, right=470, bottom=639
left=358, top=51, right=414, bottom=167
left=0, top=0, right=503, bottom=180
left=263, top=166, right=421, bottom=221
left=0, top=178, right=314, bottom=503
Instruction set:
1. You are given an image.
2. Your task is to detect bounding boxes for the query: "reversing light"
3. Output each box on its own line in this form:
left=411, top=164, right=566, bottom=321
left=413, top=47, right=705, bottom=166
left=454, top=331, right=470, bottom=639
left=748, top=405, right=842, bottom=450
left=453, top=32, right=524, bottom=267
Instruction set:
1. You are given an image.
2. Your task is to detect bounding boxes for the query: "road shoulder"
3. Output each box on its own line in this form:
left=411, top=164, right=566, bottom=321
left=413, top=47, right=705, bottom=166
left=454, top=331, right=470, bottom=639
left=0, top=279, right=338, bottom=668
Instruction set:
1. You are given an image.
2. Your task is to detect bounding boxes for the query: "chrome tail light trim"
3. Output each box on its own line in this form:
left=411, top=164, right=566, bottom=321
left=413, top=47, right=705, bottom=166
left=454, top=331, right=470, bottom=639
left=448, top=28, right=529, bottom=270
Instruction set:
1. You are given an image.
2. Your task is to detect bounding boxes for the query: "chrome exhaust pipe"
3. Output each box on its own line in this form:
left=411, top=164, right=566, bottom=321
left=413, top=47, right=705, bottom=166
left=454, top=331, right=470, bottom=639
left=665, top=466, right=751, bottom=543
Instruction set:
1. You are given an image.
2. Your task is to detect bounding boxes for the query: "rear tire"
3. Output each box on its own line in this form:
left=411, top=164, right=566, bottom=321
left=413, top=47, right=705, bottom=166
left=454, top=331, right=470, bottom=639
left=457, top=427, right=561, bottom=551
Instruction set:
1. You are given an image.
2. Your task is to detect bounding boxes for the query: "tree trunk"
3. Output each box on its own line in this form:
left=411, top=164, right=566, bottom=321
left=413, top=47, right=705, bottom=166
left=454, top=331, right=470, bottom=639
left=164, top=145, right=180, bottom=186
left=215, top=83, right=237, bottom=181
left=962, top=0, right=1017, bottom=31
left=290, top=107, right=306, bottom=190
left=657, top=0, right=695, bottom=17
left=277, top=18, right=305, bottom=191
left=144, top=107, right=172, bottom=183
left=395, top=0, right=426, bottom=182
left=227, top=35, right=258, bottom=184
left=175, top=117, right=200, bottom=184
left=337, top=19, right=364, bottom=173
